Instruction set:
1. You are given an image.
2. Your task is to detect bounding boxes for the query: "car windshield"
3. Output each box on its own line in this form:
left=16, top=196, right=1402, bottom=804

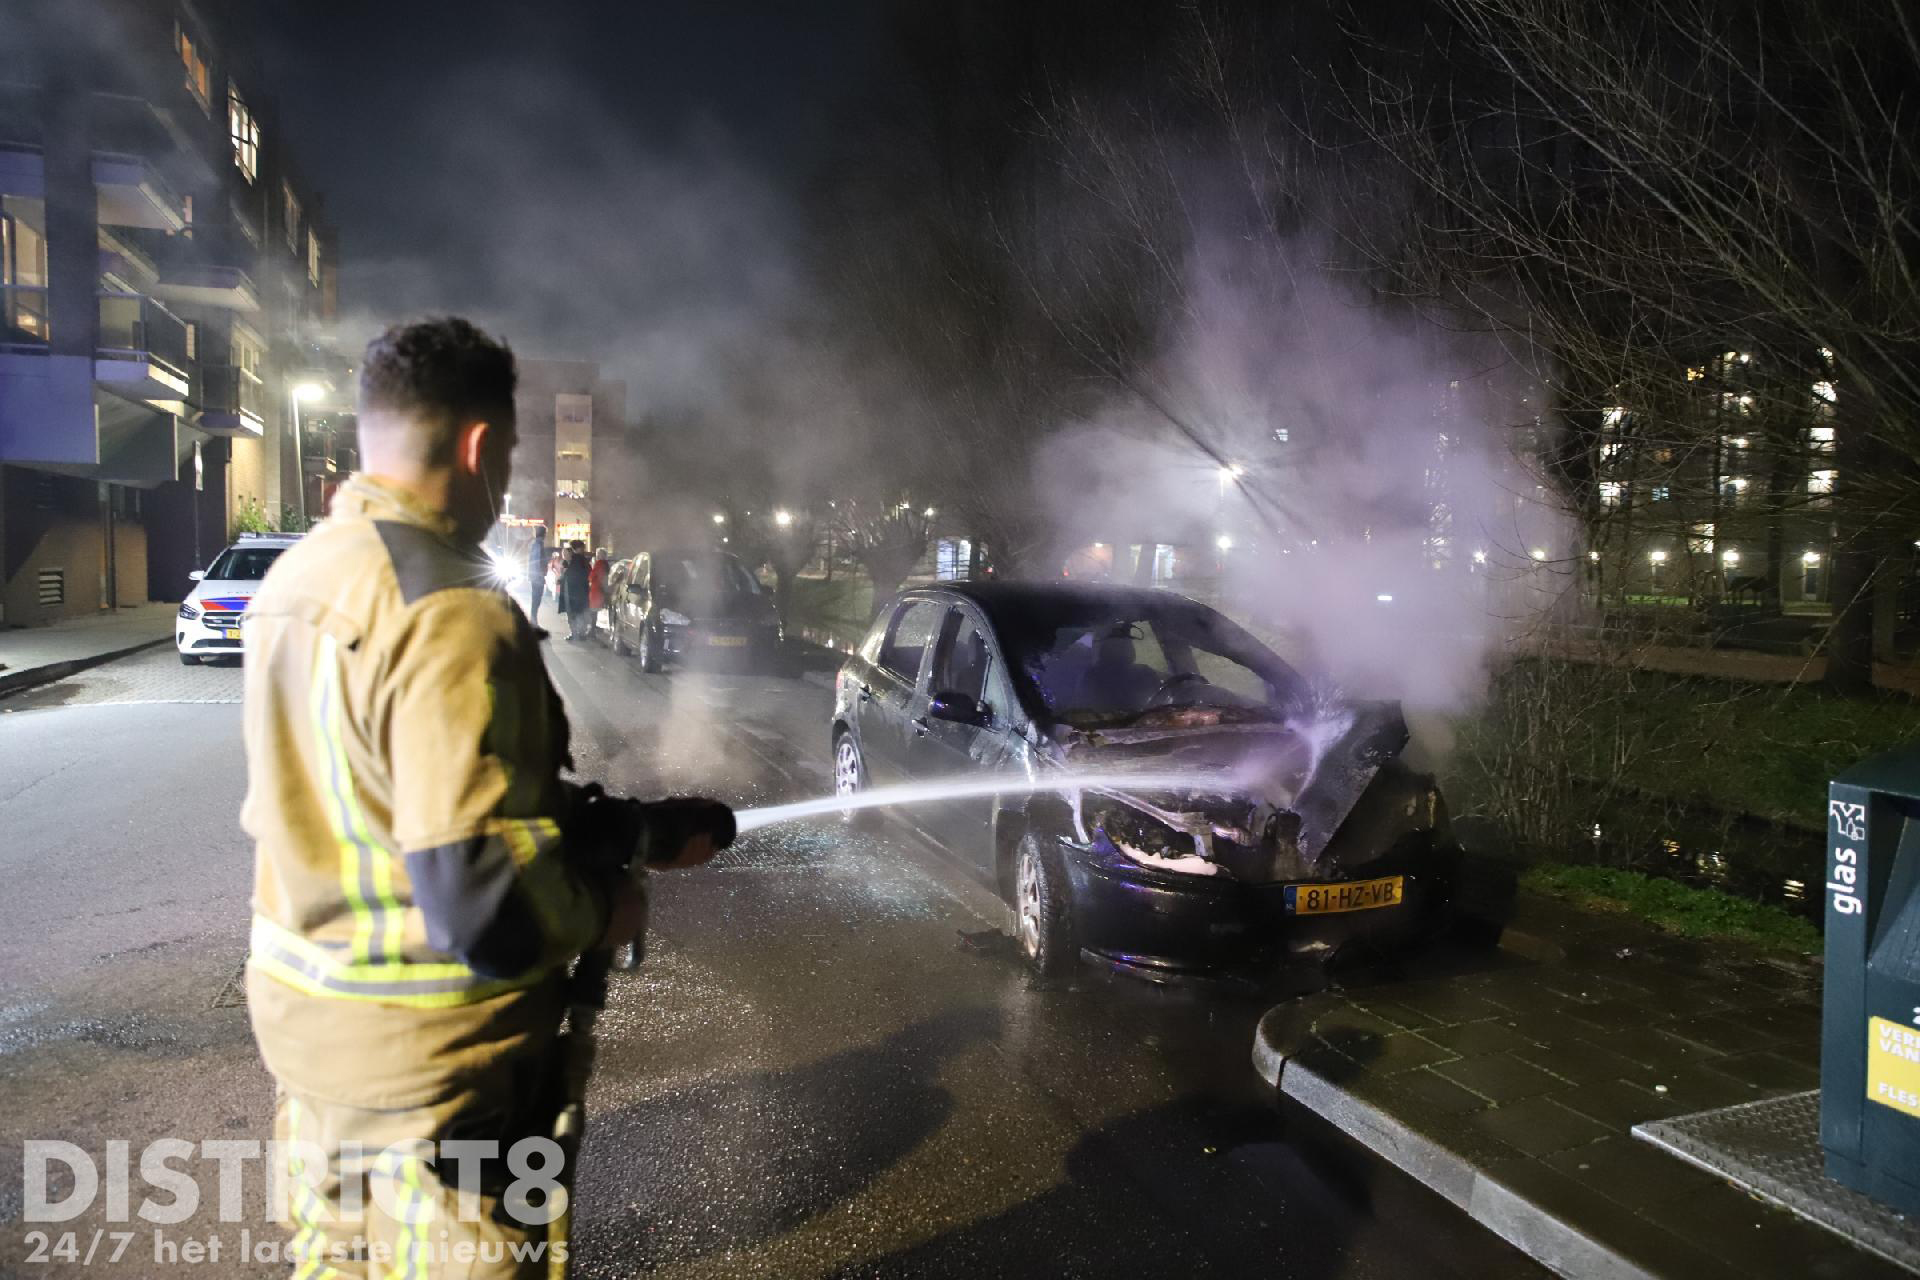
left=997, top=596, right=1307, bottom=729
left=654, top=554, right=759, bottom=597
left=204, top=546, right=285, bottom=581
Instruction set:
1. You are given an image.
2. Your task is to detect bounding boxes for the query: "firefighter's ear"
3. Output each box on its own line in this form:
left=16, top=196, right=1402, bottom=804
left=456, top=419, right=489, bottom=474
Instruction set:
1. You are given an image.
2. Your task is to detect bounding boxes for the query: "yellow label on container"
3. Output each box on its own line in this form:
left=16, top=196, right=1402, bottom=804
left=1868, top=1017, right=1920, bottom=1118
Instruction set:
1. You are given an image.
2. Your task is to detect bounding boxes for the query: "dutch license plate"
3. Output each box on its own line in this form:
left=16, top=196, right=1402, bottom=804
left=223, top=628, right=243, bottom=640
left=707, top=634, right=748, bottom=647
left=1287, top=875, right=1404, bottom=916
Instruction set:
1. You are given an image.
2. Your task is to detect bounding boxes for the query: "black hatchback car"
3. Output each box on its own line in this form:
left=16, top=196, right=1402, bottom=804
left=607, top=548, right=780, bottom=672
left=830, top=582, right=1457, bottom=978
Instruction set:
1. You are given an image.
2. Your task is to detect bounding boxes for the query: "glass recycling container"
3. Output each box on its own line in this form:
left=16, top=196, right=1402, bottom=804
left=1822, top=746, right=1920, bottom=1214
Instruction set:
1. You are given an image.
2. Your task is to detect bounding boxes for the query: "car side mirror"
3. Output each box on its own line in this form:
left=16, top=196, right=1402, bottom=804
left=188, top=570, right=205, bottom=581
left=929, top=690, right=989, bottom=726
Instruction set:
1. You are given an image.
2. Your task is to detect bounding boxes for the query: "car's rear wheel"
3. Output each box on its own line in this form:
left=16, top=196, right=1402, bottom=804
left=834, top=731, right=877, bottom=828
left=178, top=651, right=199, bottom=666
left=638, top=623, right=662, bottom=673
left=1015, top=832, right=1076, bottom=977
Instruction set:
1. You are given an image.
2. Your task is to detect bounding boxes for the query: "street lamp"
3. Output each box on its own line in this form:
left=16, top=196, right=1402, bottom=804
left=1215, top=534, right=1233, bottom=551
left=711, top=512, right=726, bottom=525
left=774, top=509, right=794, bottom=529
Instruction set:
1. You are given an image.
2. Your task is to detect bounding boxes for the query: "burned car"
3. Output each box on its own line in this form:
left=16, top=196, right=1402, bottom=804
left=830, top=582, right=1456, bottom=978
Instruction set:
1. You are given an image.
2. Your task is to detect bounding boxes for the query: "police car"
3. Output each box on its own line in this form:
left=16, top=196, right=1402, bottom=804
left=176, top=532, right=302, bottom=665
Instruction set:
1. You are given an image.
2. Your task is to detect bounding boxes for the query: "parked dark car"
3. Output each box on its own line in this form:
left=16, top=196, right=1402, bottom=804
left=608, top=548, right=780, bottom=672
left=830, top=582, right=1458, bottom=978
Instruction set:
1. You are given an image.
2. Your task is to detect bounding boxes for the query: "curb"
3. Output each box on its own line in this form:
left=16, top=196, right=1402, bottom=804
left=1254, top=1007, right=1653, bottom=1280
left=0, top=635, right=171, bottom=699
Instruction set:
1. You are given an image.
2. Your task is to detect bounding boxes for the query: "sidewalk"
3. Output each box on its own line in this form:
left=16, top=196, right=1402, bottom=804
left=1255, top=892, right=1913, bottom=1279
left=0, top=603, right=177, bottom=696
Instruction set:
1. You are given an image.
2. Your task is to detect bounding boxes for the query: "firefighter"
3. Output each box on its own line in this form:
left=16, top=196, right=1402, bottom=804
left=240, top=316, right=727, bottom=1278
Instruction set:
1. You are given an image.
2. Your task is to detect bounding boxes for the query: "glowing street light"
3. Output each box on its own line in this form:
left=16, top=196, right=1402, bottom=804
left=1529, top=547, right=1548, bottom=561
left=1722, top=549, right=1741, bottom=565
left=774, top=509, right=794, bottom=529
left=711, top=512, right=726, bottom=525
left=1215, top=534, right=1233, bottom=552
left=293, top=382, right=325, bottom=403
left=923, top=507, right=936, bottom=518
left=1649, top=549, right=1668, bottom=563
left=1801, top=550, right=1822, bottom=566
left=1471, top=549, right=1488, bottom=565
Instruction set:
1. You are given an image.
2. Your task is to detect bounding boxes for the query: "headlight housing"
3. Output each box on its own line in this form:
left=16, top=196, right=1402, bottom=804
left=659, top=609, right=691, bottom=627
left=178, top=603, right=201, bottom=620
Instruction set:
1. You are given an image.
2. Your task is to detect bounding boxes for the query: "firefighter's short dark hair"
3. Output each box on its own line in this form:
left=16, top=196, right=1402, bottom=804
left=358, top=317, right=516, bottom=464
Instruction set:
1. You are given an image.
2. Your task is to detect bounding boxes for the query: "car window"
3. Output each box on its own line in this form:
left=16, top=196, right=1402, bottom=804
left=878, top=600, right=944, bottom=682
left=654, top=553, right=758, bottom=597
left=931, top=610, right=992, bottom=704
left=1001, top=598, right=1304, bottom=728
left=205, top=546, right=285, bottom=580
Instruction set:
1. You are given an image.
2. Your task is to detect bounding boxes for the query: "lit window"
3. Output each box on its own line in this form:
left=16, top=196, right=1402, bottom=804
left=1651, top=485, right=1671, bottom=502
left=1602, top=406, right=1626, bottom=428
left=1689, top=523, right=1715, bottom=553
left=1812, top=380, right=1837, bottom=404
left=307, top=230, right=321, bottom=286
left=1809, top=469, right=1837, bottom=496
left=177, top=25, right=210, bottom=111
left=282, top=183, right=301, bottom=252
left=1599, top=481, right=1624, bottom=507
left=1685, top=366, right=1705, bottom=382
left=935, top=538, right=972, bottom=581
left=1810, top=424, right=1835, bottom=453
left=1599, top=441, right=1624, bottom=463
left=1272, top=427, right=1289, bottom=444
left=228, top=83, right=259, bottom=182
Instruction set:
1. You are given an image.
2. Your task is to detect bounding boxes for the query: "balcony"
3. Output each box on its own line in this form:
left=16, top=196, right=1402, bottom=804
left=150, top=263, right=260, bottom=313
left=2, top=284, right=49, bottom=349
left=198, top=365, right=266, bottom=437
left=94, top=291, right=190, bottom=402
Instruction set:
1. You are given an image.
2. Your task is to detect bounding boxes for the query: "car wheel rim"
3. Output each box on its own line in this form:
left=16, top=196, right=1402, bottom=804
left=1016, top=846, right=1042, bottom=957
left=835, top=738, right=861, bottom=813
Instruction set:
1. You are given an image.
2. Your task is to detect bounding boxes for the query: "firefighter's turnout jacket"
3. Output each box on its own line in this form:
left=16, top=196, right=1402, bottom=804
left=241, top=475, right=607, bottom=1106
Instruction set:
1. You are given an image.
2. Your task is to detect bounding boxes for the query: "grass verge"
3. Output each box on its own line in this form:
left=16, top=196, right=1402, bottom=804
left=1521, top=864, right=1821, bottom=956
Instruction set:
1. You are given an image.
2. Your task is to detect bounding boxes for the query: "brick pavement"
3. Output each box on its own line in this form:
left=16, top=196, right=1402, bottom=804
left=1258, top=893, right=1908, bottom=1279
left=0, top=645, right=241, bottom=710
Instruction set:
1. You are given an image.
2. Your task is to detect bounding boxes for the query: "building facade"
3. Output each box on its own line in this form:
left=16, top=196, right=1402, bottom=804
left=506, top=358, right=628, bottom=558
left=0, top=0, right=339, bottom=623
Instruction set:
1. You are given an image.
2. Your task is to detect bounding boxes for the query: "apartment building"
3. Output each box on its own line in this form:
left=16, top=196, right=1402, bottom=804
left=506, top=359, right=629, bottom=558
left=0, top=0, right=340, bottom=623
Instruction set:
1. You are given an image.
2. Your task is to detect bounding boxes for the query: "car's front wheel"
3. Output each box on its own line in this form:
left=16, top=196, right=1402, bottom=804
left=1015, top=833, right=1077, bottom=977
left=833, top=730, right=877, bottom=829
left=178, top=651, right=199, bottom=666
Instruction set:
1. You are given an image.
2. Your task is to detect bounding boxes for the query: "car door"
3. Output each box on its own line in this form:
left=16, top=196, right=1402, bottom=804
left=620, top=553, right=650, bottom=646
left=859, top=596, right=945, bottom=785
left=907, top=605, right=1017, bottom=861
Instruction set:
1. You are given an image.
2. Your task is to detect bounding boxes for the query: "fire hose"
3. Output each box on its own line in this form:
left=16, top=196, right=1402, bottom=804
left=546, top=790, right=734, bottom=1280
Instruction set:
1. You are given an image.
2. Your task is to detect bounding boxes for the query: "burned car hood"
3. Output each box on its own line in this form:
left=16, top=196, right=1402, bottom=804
left=1050, top=702, right=1413, bottom=881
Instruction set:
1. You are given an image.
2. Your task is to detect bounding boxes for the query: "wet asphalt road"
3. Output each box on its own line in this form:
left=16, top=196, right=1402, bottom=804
left=0, top=620, right=1544, bottom=1279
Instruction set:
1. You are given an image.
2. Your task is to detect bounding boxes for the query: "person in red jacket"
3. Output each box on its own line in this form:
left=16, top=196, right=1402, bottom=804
left=588, top=547, right=611, bottom=635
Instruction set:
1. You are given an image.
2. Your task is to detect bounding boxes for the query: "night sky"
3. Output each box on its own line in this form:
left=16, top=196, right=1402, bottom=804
left=234, top=2, right=887, bottom=370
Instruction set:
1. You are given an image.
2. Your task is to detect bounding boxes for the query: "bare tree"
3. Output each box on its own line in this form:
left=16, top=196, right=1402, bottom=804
left=1353, top=0, right=1920, bottom=691
left=834, top=499, right=931, bottom=612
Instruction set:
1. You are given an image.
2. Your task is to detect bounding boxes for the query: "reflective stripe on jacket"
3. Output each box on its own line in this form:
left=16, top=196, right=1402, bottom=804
left=241, top=476, right=607, bottom=1015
